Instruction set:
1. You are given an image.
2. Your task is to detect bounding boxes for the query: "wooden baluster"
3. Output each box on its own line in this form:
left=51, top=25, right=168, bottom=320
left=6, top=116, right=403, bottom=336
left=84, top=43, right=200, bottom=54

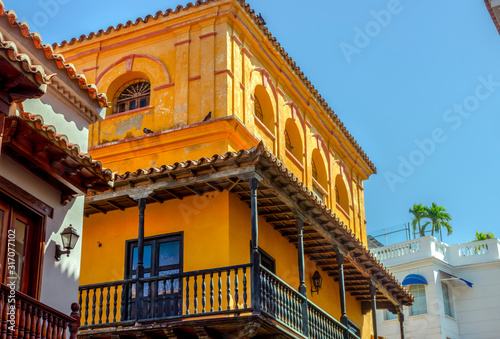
left=12, top=300, right=20, bottom=339
left=127, top=283, right=132, bottom=321
left=193, top=275, right=198, bottom=315
left=262, top=272, right=267, bottom=312
left=41, top=312, right=47, bottom=339
left=17, top=302, right=26, bottom=339
left=84, top=290, right=89, bottom=326
left=98, top=287, right=103, bottom=324
left=185, top=276, right=189, bottom=315
left=201, top=274, right=206, bottom=314
left=217, top=272, right=222, bottom=312
left=78, top=291, right=82, bottom=318
left=113, top=285, right=118, bottom=323
left=234, top=268, right=239, bottom=310
left=209, top=273, right=214, bottom=313
left=120, top=285, right=126, bottom=322
left=91, top=289, right=97, bottom=325
left=60, top=320, right=67, bottom=339
left=47, top=318, right=54, bottom=339
left=35, top=309, right=43, bottom=339
left=169, top=278, right=174, bottom=317
left=29, top=306, right=36, bottom=339
left=226, top=270, right=231, bottom=311
left=243, top=267, right=247, bottom=309
left=45, top=315, right=52, bottom=339
left=106, top=286, right=110, bottom=324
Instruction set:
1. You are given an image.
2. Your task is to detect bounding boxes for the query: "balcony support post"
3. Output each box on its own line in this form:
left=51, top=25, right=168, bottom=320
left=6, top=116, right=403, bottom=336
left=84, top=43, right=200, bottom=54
left=296, top=213, right=309, bottom=336
left=336, top=249, right=349, bottom=339
left=398, top=308, right=405, bottom=339
left=369, top=280, right=378, bottom=339
left=136, top=197, right=147, bottom=321
left=250, top=177, right=261, bottom=314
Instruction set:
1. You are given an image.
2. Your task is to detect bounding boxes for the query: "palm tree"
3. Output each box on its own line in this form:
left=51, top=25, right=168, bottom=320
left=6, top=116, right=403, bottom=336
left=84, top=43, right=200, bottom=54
left=471, top=231, right=495, bottom=242
left=409, top=203, right=429, bottom=237
left=423, top=202, right=452, bottom=241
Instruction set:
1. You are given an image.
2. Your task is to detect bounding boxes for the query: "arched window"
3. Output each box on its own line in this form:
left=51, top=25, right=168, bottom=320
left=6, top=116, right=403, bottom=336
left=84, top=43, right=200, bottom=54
left=312, top=160, right=318, bottom=180
left=335, top=175, right=349, bottom=213
left=284, top=119, right=303, bottom=161
left=254, top=96, right=264, bottom=121
left=114, top=79, right=151, bottom=114
left=254, top=85, right=274, bottom=132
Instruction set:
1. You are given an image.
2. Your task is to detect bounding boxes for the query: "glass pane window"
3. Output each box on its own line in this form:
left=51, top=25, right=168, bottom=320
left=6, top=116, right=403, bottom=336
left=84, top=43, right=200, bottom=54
left=132, top=245, right=152, bottom=270
left=410, top=284, right=427, bottom=316
left=114, top=80, right=151, bottom=114
left=442, top=282, right=453, bottom=317
left=159, top=241, right=180, bottom=266
left=13, top=219, right=28, bottom=291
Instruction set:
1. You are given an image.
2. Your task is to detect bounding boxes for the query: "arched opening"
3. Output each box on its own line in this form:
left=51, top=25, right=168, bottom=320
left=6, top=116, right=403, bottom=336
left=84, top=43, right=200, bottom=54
left=311, top=149, right=328, bottom=202
left=284, top=119, right=303, bottom=161
left=335, top=175, right=349, bottom=213
left=254, top=85, right=275, bottom=132
left=113, top=79, right=151, bottom=114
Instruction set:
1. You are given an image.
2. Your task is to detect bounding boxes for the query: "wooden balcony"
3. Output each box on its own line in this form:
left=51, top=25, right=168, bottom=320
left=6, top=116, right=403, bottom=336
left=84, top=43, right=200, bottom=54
left=78, top=265, right=360, bottom=339
left=0, top=284, right=78, bottom=339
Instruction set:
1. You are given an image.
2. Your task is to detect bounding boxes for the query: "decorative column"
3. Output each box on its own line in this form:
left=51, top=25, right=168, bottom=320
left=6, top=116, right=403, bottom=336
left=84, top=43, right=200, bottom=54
left=250, top=177, right=261, bottom=314
left=369, top=280, right=378, bottom=339
left=335, top=248, right=349, bottom=339
left=136, top=197, right=146, bottom=321
left=398, top=307, right=405, bottom=339
left=296, top=213, right=309, bottom=336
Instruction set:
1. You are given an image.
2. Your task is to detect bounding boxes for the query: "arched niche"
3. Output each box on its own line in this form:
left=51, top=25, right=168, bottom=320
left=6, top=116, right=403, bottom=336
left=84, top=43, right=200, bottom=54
left=284, top=118, right=303, bottom=162
left=254, top=84, right=275, bottom=132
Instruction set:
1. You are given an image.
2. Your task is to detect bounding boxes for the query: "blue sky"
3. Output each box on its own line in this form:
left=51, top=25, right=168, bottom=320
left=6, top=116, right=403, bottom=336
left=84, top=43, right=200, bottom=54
left=8, top=0, right=500, bottom=245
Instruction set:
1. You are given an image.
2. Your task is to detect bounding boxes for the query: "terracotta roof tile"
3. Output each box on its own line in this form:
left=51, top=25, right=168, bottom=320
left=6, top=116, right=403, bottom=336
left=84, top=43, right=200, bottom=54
left=52, top=0, right=376, bottom=173
left=113, top=142, right=411, bottom=304
left=0, top=0, right=108, bottom=107
left=0, top=31, right=48, bottom=91
left=18, top=111, right=113, bottom=182
left=484, top=0, right=500, bottom=35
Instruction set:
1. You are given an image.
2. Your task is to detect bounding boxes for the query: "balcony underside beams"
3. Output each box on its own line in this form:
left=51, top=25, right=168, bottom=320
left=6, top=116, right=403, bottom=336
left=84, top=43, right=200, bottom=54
left=83, top=143, right=412, bottom=309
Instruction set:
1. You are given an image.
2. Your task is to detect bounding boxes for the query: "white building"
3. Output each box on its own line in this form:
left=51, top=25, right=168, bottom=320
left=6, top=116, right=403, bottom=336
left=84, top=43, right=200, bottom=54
left=0, top=1, right=110, bottom=334
left=373, top=236, right=500, bottom=339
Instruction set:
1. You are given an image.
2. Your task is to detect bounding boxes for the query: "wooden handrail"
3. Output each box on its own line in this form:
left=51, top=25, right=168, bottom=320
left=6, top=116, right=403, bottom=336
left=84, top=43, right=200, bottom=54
left=0, top=284, right=76, bottom=339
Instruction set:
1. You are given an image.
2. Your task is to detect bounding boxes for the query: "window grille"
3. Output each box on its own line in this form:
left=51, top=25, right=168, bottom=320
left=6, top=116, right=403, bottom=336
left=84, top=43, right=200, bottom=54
left=254, top=96, right=264, bottom=121
left=114, top=79, right=151, bottom=114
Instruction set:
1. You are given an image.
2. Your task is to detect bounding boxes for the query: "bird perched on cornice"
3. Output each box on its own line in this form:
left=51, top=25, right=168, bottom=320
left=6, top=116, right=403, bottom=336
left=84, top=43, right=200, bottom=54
left=203, top=111, right=212, bottom=122
left=143, top=128, right=154, bottom=134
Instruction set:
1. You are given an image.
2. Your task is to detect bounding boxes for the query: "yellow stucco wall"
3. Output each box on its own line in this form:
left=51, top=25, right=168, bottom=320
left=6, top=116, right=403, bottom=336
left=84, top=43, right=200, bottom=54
left=59, top=0, right=375, bottom=336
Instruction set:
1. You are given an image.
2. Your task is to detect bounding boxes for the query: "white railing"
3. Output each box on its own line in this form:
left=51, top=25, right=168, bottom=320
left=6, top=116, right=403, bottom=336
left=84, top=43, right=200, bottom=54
left=373, top=237, right=500, bottom=266
left=373, top=239, right=421, bottom=260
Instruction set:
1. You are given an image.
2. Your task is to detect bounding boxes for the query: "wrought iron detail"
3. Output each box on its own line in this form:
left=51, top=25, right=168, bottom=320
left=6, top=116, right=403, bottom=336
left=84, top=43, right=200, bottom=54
left=114, top=79, right=151, bottom=114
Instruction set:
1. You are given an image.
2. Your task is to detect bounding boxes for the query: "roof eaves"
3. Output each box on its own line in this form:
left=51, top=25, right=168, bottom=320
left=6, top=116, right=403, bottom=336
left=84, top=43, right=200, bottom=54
left=0, top=1, right=108, bottom=108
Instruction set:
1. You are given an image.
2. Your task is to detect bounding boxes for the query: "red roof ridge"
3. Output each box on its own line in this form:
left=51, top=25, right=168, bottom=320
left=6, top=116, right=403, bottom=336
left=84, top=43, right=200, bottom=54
left=0, top=1, right=108, bottom=108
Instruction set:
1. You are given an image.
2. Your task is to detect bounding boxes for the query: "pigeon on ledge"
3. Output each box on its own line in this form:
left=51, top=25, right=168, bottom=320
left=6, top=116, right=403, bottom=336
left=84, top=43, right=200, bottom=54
left=203, top=111, right=212, bottom=122
left=143, top=128, right=154, bottom=134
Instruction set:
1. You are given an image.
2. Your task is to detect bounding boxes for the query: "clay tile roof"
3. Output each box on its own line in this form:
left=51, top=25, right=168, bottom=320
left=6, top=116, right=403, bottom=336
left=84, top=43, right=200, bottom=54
left=111, top=142, right=411, bottom=305
left=484, top=0, right=500, bottom=35
left=0, top=31, right=48, bottom=90
left=0, top=0, right=108, bottom=107
left=51, top=0, right=376, bottom=173
left=18, top=111, right=113, bottom=183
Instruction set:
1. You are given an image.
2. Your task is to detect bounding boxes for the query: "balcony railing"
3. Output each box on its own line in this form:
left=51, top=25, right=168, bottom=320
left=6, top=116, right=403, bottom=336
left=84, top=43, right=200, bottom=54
left=373, top=236, right=500, bottom=266
left=0, top=284, right=77, bottom=339
left=78, top=264, right=359, bottom=339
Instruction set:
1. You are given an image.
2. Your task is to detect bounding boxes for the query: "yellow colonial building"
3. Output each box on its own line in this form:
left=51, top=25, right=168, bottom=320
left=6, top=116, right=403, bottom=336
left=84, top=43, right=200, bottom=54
left=55, top=1, right=412, bottom=338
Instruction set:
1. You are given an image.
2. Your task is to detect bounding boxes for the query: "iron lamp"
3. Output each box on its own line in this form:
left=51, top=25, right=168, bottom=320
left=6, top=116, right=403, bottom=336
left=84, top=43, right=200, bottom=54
left=55, top=225, right=80, bottom=261
left=311, top=270, right=322, bottom=295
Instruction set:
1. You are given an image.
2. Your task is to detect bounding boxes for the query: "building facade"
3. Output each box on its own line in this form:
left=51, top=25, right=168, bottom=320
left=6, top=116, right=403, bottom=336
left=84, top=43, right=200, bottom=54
left=0, top=0, right=111, bottom=334
left=55, top=1, right=413, bottom=338
left=374, top=236, right=500, bottom=339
